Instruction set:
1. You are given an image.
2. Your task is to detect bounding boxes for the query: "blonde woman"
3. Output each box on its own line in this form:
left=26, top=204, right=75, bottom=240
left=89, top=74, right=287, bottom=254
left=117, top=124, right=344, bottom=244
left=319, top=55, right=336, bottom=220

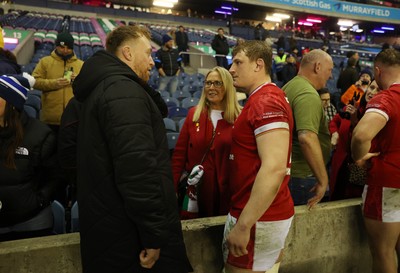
left=172, top=66, right=242, bottom=218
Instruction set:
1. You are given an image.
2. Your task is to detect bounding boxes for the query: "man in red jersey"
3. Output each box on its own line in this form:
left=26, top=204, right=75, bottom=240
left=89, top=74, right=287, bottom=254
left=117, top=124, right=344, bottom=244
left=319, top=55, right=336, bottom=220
left=223, top=40, right=294, bottom=273
left=352, top=48, right=400, bottom=273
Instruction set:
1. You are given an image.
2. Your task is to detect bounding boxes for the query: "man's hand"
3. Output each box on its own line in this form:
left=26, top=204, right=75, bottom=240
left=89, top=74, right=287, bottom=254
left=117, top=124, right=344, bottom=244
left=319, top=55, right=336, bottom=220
left=56, top=77, right=71, bottom=88
left=139, top=248, right=160, bottom=269
left=307, top=180, right=328, bottom=210
left=226, top=224, right=250, bottom=258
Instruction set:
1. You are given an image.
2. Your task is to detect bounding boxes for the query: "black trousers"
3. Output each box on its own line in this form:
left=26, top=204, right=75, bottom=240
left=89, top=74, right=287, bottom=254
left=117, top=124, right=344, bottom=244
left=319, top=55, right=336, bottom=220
left=215, top=56, right=228, bottom=69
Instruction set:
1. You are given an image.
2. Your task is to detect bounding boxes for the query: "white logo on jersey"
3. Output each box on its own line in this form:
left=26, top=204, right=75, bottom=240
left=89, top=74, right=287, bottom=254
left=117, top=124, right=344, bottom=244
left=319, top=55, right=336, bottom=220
left=15, top=147, right=29, bottom=155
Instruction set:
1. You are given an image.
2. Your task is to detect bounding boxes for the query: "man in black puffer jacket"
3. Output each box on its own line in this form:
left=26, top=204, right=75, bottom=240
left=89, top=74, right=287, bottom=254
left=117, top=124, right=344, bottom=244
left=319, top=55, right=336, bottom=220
left=73, top=25, right=192, bottom=273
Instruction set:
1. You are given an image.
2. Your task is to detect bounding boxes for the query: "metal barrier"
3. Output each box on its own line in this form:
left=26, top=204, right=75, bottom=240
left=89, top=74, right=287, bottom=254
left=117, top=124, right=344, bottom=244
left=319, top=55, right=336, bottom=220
left=179, top=50, right=228, bottom=70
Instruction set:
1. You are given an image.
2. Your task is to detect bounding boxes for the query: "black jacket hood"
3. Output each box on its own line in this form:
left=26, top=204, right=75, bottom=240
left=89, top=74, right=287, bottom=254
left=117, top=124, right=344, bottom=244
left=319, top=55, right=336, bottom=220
left=73, top=50, right=167, bottom=117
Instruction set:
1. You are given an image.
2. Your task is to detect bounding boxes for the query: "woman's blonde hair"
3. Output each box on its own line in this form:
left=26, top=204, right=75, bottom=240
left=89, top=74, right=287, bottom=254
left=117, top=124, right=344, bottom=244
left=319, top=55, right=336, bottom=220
left=193, top=66, right=242, bottom=124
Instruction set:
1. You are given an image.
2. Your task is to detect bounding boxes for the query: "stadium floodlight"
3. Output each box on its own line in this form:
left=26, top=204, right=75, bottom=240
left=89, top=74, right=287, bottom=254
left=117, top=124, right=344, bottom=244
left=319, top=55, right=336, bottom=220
left=153, top=1, right=174, bottom=8
left=306, top=18, right=322, bottom=23
left=215, top=10, right=232, bottom=15
left=266, top=15, right=282, bottom=22
left=221, top=6, right=238, bottom=11
left=381, top=26, right=394, bottom=30
left=273, top=13, right=290, bottom=19
left=372, top=29, right=385, bottom=33
left=337, top=20, right=355, bottom=27
left=298, top=21, right=313, bottom=26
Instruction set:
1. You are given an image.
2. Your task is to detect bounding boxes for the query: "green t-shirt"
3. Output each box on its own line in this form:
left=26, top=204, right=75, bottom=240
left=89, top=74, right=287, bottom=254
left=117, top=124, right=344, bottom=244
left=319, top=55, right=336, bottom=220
left=283, top=75, right=331, bottom=178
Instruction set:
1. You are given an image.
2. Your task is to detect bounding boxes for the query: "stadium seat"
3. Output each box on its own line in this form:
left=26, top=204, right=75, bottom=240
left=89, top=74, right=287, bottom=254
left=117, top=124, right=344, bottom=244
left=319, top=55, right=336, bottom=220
left=51, top=200, right=66, bottom=234
left=172, top=90, right=191, bottom=101
left=71, top=201, right=79, bottom=233
left=23, top=105, right=38, bottom=118
left=163, top=117, right=177, bottom=132
left=166, top=132, right=180, bottom=151
left=164, top=97, right=180, bottom=108
left=168, top=106, right=188, bottom=120
left=181, top=97, right=199, bottom=109
left=25, top=94, right=41, bottom=113
left=193, top=90, right=202, bottom=99
left=160, top=90, right=170, bottom=99
left=178, top=117, right=186, bottom=131
left=29, top=89, right=42, bottom=98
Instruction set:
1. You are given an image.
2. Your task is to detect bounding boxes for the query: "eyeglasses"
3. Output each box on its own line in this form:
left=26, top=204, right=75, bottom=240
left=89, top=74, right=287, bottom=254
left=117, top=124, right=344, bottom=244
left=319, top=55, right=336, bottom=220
left=204, top=80, right=223, bottom=88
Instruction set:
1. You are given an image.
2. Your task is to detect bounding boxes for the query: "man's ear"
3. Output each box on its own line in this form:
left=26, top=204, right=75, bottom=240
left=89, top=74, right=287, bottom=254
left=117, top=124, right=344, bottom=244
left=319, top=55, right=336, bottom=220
left=374, top=66, right=381, bottom=79
left=121, top=45, right=133, bottom=61
left=255, top=58, right=264, bottom=72
left=314, top=61, right=321, bottom=73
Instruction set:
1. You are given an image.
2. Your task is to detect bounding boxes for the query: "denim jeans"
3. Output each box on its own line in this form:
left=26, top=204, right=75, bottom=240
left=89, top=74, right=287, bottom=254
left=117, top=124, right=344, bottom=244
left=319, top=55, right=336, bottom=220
left=288, top=176, right=317, bottom=206
left=158, top=75, right=178, bottom=94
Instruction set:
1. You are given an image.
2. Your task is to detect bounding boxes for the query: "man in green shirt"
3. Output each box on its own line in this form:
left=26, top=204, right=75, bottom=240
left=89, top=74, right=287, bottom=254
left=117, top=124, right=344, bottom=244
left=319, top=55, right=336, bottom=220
left=283, top=49, right=333, bottom=208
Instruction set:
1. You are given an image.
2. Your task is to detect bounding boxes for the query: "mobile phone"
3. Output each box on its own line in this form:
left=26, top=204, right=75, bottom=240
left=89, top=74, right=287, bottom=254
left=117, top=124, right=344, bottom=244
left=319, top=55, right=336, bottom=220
left=64, top=69, right=73, bottom=81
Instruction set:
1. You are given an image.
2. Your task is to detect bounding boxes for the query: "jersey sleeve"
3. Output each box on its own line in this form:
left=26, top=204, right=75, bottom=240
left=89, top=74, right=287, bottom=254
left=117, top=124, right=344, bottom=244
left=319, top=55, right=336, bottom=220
left=365, top=93, right=392, bottom=121
left=248, top=92, right=290, bottom=137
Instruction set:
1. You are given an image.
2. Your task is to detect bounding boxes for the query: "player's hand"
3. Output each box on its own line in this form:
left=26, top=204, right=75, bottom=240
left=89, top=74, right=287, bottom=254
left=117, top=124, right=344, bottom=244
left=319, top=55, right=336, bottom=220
left=226, top=224, right=250, bottom=257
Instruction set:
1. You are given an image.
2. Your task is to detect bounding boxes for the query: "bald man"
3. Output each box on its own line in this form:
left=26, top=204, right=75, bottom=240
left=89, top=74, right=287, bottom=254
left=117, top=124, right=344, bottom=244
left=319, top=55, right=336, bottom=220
left=352, top=48, right=400, bottom=273
left=283, top=49, right=333, bottom=208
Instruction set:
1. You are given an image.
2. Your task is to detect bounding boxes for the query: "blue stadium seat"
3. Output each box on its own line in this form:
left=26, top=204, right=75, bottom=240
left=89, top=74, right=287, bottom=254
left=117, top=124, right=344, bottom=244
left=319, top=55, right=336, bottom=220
left=23, top=105, right=38, bottom=118
left=166, top=132, right=180, bottom=151
left=29, top=89, right=42, bottom=98
left=164, top=97, right=180, bottom=108
left=181, top=97, right=199, bottom=109
left=173, top=90, right=191, bottom=101
left=71, top=201, right=79, bottom=233
left=168, top=106, right=188, bottom=120
left=51, top=200, right=66, bottom=234
left=163, top=117, right=177, bottom=132
left=160, top=90, right=170, bottom=99
left=25, top=94, right=41, bottom=113
left=178, top=117, right=186, bottom=131
left=192, top=90, right=202, bottom=99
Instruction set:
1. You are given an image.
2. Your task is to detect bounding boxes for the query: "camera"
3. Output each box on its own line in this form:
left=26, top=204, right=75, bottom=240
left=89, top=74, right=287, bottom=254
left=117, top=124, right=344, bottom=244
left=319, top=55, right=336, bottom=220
left=338, top=91, right=360, bottom=120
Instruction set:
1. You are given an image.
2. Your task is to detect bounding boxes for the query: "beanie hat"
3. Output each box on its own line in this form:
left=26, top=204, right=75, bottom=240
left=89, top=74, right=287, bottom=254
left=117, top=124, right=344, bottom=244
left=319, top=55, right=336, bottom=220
left=0, top=74, right=33, bottom=111
left=162, top=34, right=173, bottom=45
left=360, top=68, right=373, bottom=79
left=56, top=32, right=74, bottom=49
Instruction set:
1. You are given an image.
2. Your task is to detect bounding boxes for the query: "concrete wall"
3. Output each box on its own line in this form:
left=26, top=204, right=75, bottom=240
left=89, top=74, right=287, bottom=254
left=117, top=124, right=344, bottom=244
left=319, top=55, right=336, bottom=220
left=13, top=31, right=35, bottom=65
left=0, top=199, right=372, bottom=273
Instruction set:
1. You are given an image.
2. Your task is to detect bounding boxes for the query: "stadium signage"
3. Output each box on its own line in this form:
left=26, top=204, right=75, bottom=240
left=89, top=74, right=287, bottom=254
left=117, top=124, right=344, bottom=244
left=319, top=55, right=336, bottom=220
left=261, top=0, right=398, bottom=21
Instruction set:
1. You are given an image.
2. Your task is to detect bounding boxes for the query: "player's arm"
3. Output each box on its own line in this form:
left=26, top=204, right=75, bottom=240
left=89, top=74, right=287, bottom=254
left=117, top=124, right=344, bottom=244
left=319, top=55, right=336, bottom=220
left=351, top=112, right=386, bottom=161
